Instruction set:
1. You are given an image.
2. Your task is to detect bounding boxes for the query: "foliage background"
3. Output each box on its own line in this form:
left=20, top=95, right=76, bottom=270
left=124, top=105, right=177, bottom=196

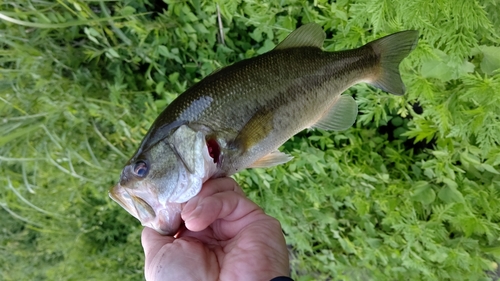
left=1, top=0, right=500, bottom=280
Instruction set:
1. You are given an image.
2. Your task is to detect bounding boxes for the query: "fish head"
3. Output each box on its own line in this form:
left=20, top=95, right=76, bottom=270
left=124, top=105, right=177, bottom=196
left=109, top=124, right=217, bottom=235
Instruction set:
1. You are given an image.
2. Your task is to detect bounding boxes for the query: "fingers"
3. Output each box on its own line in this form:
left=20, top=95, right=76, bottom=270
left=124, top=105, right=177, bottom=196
left=202, top=177, right=246, bottom=196
left=180, top=177, right=265, bottom=239
left=182, top=177, right=244, bottom=216
left=182, top=190, right=242, bottom=232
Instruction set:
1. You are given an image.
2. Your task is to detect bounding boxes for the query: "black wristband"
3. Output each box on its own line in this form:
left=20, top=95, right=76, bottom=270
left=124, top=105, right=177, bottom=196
left=270, top=277, right=294, bottom=281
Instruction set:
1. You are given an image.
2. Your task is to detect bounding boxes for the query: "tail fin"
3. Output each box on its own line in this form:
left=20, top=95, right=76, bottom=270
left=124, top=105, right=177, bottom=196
left=367, top=30, right=419, bottom=95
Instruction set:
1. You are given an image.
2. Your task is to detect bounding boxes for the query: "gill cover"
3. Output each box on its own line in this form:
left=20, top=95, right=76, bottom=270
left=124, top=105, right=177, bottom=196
left=166, top=124, right=214, bottom=203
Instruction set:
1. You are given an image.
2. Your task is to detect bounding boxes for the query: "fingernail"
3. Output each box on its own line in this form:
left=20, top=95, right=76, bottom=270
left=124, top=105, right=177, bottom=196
left=184, top=205, right=203, bottom=222
left=182, top=200, right=198, bottom=217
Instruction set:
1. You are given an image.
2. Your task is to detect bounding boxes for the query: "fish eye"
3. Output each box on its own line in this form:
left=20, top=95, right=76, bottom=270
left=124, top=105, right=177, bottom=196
left=133, top=161, right=149, bottom=178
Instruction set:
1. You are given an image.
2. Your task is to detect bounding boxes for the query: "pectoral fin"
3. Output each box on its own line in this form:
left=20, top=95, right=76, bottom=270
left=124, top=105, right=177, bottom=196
left=249, top=150, right=293, bottom=168
left=311, top=95, right=358, bottom=131
left=232, top=108, right=274, bottom=152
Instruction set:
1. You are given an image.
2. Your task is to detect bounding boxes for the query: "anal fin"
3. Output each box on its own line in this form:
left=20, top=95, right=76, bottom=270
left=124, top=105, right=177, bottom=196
left=311, top=95, right=358, bottom=131
left=249, top=150, right=293, bottom=168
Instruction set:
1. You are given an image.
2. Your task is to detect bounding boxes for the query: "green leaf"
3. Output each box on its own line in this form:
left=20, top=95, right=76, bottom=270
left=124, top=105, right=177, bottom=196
left=194, top=23, right=209, bottom=34
left=478, top=46, right=500, bottom=75
left=438, top=182, right=464, bottom=204
left=412, top=181, right=436, bottom=205
left=84, top=27, right=101, bottom=44
left=391, top=116, right=404, bottom=127
left=257, top=39, right=275, bottom=54
left=421, top=59, right=454, bottom=81
left=158, top=45, right=170, bottom=57
left=421, top=50, right=475, bottom=81
left=120, top=6, right=136, bottom=16
left=481, top=163, right=500, bottom=174
left=155, top=81, right=165, bottom=94
left=168, top=72, right=180, bottom=84
left=442, top=178, right=458, bottom=189
left=106, top=48, right=120, bottom=58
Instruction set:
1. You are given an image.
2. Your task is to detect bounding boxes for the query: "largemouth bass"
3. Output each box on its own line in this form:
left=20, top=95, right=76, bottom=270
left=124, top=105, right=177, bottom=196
left=110, top=23, right=418, bottom=235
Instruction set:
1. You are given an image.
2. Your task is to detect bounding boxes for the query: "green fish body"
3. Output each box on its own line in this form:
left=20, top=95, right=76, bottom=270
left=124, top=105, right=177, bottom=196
left=110, top=23, right=419, bottom=235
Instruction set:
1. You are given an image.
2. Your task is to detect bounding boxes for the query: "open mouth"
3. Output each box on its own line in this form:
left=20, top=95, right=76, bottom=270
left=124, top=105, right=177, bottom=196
left=109, top=183, right=183, bottom=235
left=109, top=184, right=155, bottom=223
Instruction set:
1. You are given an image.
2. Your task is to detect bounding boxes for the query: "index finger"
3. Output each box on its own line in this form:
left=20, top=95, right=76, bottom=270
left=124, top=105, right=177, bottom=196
left=181, top=177, right=245, bottom=216
left=180, top=178, right=267, bottom=239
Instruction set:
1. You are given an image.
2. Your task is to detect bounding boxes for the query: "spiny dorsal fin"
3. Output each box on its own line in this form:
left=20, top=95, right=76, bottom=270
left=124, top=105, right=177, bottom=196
left=275, top=23, right=326, bottom=50
left=249, top=150, right=293, bottom=168
left=311, top=95, right=358, bottom=131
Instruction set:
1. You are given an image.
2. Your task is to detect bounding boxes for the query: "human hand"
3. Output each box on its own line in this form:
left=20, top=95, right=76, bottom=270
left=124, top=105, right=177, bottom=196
left=141, top=177, right=290, bottom=281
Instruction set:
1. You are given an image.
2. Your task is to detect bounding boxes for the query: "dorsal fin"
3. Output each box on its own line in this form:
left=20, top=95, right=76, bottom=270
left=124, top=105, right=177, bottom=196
left=275, top=23, right=326, bottom=50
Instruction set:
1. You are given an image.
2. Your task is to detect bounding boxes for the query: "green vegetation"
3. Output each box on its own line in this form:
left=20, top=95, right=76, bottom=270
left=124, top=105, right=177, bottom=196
left=1, top=0, right=499, bottom=280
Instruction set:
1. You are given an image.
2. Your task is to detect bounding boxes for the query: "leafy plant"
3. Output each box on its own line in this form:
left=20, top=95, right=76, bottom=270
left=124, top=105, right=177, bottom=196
left=1, top=0, right=499, bottom=280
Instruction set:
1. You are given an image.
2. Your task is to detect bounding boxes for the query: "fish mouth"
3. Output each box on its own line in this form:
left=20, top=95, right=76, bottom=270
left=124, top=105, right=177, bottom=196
left=109, top=184, right=183, bottom=235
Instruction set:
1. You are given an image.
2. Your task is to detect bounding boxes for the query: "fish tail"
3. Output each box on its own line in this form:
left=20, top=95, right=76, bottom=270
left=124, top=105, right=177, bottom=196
left=367, top=30, right=419, bottom=95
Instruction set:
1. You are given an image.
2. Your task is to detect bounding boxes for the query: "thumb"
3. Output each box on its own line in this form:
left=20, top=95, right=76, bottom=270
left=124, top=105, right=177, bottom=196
left=141, top=227, right=175, bottom=263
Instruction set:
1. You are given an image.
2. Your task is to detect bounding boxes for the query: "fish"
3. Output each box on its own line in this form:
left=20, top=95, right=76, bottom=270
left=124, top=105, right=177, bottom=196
left=109, top=23, right=419, bottom=235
